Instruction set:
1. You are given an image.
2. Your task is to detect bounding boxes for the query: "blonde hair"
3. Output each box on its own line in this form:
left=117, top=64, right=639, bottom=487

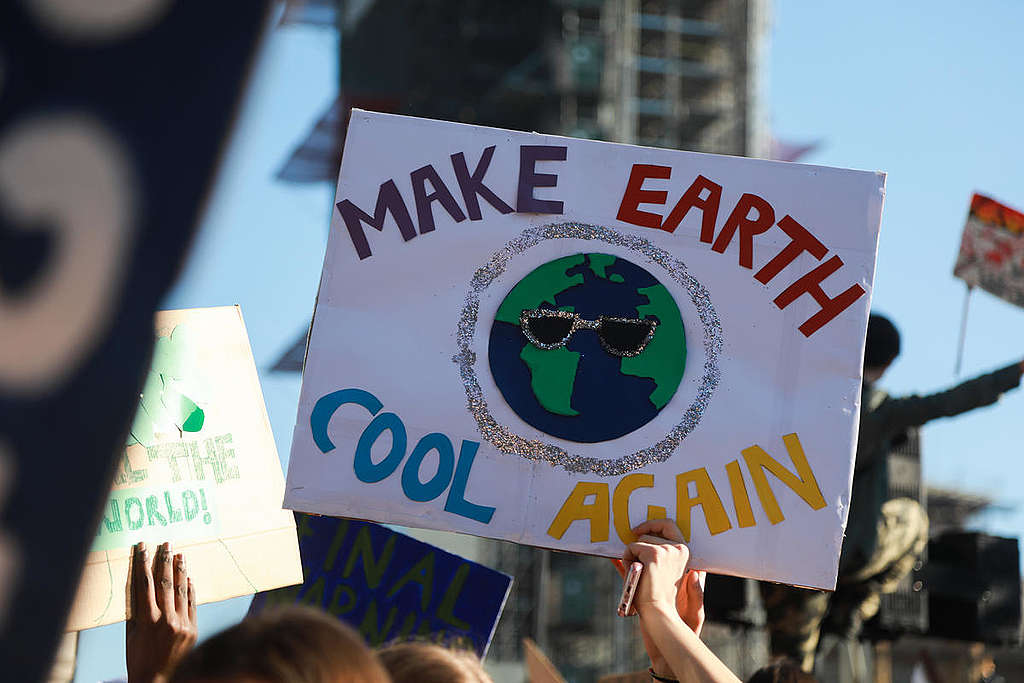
left=170, top=606, right=390, bottom=683
left=378, top=641, right=492, bottom=683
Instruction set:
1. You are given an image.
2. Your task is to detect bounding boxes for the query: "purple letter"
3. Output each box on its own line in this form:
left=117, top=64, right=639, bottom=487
left=517, top=145, right=567, bottom=214
left=410, top=164, right=466, bottom=234
left=336, top=179, right=417, bottom=260
left=451, top=146, right=514, bottom=220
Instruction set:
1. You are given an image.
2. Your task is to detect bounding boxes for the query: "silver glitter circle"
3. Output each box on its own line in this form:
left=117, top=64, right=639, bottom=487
left=453, top=222, right=722, bottom=476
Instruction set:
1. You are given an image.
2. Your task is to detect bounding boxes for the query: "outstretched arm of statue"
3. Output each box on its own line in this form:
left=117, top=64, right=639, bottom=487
left=878, top=361, right=1023, bottom=434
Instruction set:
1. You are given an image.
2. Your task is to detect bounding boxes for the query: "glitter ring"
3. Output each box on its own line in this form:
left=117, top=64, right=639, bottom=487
left=453, top=222, right=722, bottom=476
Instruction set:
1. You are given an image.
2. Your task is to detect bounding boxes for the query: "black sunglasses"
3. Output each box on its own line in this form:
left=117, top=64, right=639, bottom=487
left=519, top=308, right=658, bottom=358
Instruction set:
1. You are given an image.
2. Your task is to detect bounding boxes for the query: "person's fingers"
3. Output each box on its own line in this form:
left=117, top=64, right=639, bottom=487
left=684, top=570, right=704, bottom=607
left=187, top=578, right=197, bottom=628
left=131, top=542, right=158, bottom=622
left=684, top=570, right=706, bottom=635
left=125, top=541, right=136, bottom=621
left=636, top=535, right=690, bottom=569
left=626, top=541, right=661, bottom=564
left=636, top=533, right=671, bottom=545
left=173, top=553, right=188, bottom=618
left=631, top=519, right=686, bottom=543
left=610, top=558, right=626, bottom=578
left=153, top=542, right=174, bottom=615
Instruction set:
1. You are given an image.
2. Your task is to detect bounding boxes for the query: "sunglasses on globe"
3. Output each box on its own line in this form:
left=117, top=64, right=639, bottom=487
left=519, top=308, right=659, bottom=358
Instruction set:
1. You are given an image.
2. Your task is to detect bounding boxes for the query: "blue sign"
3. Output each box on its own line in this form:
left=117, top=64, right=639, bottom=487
left=250, top=514, right=512, bottom=657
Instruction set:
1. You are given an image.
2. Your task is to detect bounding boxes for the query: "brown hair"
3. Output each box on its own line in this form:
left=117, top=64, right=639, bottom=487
left=378, top=641, right=491, bottom=683
left=169, top=606, right=390, bottom=683
left=746, top=658, right=818, bottom=683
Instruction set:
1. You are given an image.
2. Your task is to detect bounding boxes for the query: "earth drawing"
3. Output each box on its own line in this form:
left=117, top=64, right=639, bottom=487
left=488, top=253, right=686, bottom=443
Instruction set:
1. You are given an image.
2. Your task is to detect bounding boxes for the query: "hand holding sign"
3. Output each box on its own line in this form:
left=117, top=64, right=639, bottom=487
left=613, top=519, right=706, bottom=681
left=126, top=542, right=196, bottom=683
left=628, top=520, right=705, bottom=635
left=619, top=519, right=736, bottom=683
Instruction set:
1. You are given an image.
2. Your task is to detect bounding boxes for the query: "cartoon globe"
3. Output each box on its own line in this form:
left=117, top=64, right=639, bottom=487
left=488, top=253, right=686, bottom=443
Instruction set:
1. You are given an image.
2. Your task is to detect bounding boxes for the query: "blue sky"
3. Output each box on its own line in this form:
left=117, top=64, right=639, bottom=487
left=768, top=0, right=1024, bottom=533
left=74, top=3, right=1024, bottom=679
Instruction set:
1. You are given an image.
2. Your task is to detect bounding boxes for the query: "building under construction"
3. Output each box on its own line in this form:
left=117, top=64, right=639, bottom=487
left=275, top=0, right=770, bottom=185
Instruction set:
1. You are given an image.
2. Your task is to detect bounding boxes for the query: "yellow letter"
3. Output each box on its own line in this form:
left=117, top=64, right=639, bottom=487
left=725, top=460, right=756, bottom=528
left=547, top=481, right=610, bottom=542
left=613, top=473, right=666, bottom=543
left=741, top=432, right=826, bottom=525
left=675, top=468, right=732, bottom=542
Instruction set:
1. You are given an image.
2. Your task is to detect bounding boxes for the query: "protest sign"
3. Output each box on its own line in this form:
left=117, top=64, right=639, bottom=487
left=953, top=193, right=1024, bottom=307
left=284, top=111, right=885, bottom=589
left=250, top=514, right=512, bottom=657
left=66, top=306, right=301, bottom=630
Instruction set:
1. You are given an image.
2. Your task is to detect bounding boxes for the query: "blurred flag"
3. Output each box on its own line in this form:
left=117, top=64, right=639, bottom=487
left=953, top=193, right=1024, bottom=308
left=769, top=136, right=820, bottom=163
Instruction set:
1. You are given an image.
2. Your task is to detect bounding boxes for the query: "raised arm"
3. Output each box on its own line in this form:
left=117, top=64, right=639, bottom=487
left=623, top=520, right=740, bottom=683
left=875, top=361, right=1023, bottom=435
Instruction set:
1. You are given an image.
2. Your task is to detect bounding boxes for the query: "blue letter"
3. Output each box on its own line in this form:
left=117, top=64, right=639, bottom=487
left=401, top=433, right=455, bottom=502
left=353, top=413, right=407, bottom=483
left=311, top=388, right=382, bottom=453
left=444, top=440, right=496, bottom=524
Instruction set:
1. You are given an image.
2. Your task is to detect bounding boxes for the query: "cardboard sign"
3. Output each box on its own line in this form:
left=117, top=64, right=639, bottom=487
left=953, top=193, right=1024, bottom=307
left=250, top=514, right=512, bottom=657
left=284, top=111, right=885, bottom=589
left=67, top=307, right=301, bottom=630
left=524, top=638, right=567, bottom=683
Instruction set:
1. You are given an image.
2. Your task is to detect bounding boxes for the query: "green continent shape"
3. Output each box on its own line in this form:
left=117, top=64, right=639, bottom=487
left=587, top=253, right=617, bottom=279
left=164, top=381, right=205, bottom=433
left=620, top=284, right=686, bottom=410
left=128, top=323, right=205, bottom=446
left=495, top=254, right=585, bottom=324
left=520, top=344, right=580, bottom=416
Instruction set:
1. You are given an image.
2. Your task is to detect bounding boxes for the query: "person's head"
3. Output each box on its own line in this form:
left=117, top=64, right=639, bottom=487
left=864, top=313, right=900, bottom=383
left=746, top=658, right=818, bottom=683
left=378, top=640, right=491, bottom=683
left=169, top=606, right=390, bottom=683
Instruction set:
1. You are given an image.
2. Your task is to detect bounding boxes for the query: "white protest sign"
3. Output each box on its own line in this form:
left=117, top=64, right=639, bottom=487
left=68, top=306, right=301, bottom=630
left=285, top=111, right=885, bottom=589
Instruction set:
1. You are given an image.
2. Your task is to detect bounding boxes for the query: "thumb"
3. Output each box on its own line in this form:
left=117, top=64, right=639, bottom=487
left=690, top=570, right=706, bottom=596
left=685, top=570, right=706, bottom=606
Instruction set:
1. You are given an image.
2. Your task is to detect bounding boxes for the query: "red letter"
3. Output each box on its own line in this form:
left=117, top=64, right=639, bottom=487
left=773, top=256, right=865, bottom=337
left=616, top=164, right=670, bottom=229
left=754, top=215, right=827, bottom=284
left=710, top=193, right=775, bottom=269
left=662, top=175, right=722, bottom=241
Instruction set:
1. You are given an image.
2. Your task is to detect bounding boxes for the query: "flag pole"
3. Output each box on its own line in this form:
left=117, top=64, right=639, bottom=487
left=955, top=285, right=973, bottom=375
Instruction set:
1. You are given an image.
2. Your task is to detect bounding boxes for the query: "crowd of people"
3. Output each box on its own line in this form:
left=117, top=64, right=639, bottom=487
left=114, top=313, right=1023, bottom=682
left=124, top=522, right=810, bottom=683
